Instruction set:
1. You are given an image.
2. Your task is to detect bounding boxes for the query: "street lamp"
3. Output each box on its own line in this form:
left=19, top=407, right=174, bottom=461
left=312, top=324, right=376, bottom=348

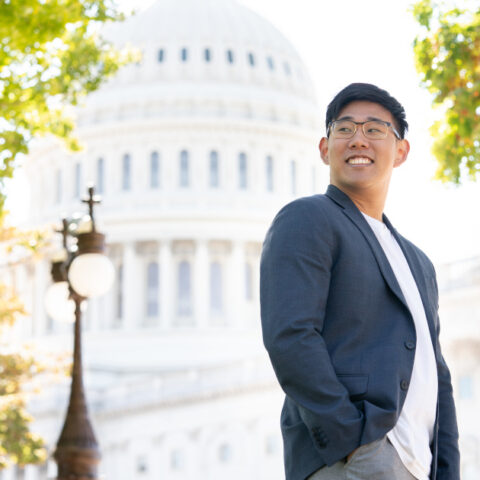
left=46, top=186, right=114, bottom=480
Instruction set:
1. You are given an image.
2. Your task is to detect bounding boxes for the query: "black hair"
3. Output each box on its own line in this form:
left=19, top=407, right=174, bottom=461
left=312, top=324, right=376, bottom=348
left=325, top=83, right=408, bottom=139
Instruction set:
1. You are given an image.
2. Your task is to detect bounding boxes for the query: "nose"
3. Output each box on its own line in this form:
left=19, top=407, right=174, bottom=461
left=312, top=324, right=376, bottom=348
left=347, top=127, right=370, bottom=149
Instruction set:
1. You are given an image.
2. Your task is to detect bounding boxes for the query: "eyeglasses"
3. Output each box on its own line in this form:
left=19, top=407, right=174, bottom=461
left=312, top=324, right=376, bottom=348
left=327, top=120, right=401, bottom=140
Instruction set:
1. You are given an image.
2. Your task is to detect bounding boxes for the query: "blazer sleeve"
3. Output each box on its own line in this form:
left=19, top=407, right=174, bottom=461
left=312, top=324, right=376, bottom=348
left=260, top=199, right=364, bottom=466
left=432, top=276, right=460, bottom=479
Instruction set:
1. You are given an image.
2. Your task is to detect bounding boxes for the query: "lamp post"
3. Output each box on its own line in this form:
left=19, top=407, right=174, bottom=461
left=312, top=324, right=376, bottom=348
left=45, top=186, right=114, bottom=480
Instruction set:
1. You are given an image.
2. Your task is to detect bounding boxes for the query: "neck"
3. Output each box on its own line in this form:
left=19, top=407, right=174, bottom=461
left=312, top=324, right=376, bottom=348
left=349, top=192, right=385, bottom=220
left=333, top=183, right=388, bottom=221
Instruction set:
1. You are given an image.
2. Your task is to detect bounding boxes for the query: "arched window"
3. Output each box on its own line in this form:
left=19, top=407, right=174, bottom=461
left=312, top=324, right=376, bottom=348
left=265, top=434, right=280, bottom=455
left=291, top=160, right=297, bottom=195
left=218, top=443, right=233, bottom=463
left=122, top=153, right=131, bottom=191
left=210, top=262, right=223, bottom=313
left=178, top=261, right=192, bottom=315
left=74, top=162, right=81, bottom=198
left=226, top=49, right=234, bottom=64
left=209, top=150, right=219, bottom=188
left=248, top=52, right=255, bottom=66
left=158, top=48, right=165, bottom=62
left=265, top=155, right=274, bottom=192
left=238, top=152, right=247, bottom=190
left=245, top=262, right=253, bottom=301
left=170, top=449, right=185, bottom=471
left=97, top=157, right=105, bottom=194
left=55, top=169, right=62, bottom=204
left=136, top=456, right=148, bottom=474
left=267, top=56, right=275, bottom=70
left=150, top=151, right=160, bottom=189
left=204, top=48, right=211, bottom=62
left=146, top=262, right=159, bottom=317
left=179, top=150, right=189, bottom=187
left=180, top=47, right=188, bottom=62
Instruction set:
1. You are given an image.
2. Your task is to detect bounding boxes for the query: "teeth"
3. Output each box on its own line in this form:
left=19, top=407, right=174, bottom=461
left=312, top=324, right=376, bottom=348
left=348, top=157, right=372, bottom=165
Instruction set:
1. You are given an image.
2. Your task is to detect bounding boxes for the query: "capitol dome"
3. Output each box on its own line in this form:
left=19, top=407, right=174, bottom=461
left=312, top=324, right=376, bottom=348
left=88, top=0, right=319, bottom=123
left=25, top=0, right=323, bottom=339
left=20, top=1, right=322, bottom=479
left=27, top=0, right=322, bottom=227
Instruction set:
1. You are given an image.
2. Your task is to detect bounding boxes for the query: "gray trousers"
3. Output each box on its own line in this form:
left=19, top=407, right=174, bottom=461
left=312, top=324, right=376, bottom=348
left=307, top=437, right=417, bottom=480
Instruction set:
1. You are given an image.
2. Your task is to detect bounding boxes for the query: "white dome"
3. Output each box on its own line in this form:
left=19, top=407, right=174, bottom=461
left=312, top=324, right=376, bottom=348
left=26, top=0, right=323, bottom=231
left=25, top=1, right=324, bottom=333
left=118, top=0, right=297, bottom=53
left=78, top=0, right=319, bottom=129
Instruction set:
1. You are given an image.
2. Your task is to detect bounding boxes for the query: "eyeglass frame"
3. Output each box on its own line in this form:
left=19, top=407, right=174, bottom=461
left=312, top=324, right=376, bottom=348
left=327, top=119, right=402, bottom=140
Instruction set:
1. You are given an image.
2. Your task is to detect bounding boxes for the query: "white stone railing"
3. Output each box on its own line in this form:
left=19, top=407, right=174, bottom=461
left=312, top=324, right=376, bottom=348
left=30, top=355, right=278, bottom=417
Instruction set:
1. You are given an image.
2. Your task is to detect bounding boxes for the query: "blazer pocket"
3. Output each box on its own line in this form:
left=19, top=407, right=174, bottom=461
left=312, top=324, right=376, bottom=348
left=337, top=374, right=369, bottom=399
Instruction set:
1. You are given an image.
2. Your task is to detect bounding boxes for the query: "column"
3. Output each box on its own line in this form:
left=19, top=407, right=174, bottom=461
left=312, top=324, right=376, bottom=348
left=194, top=240, right=209, bottom=328
left=228, top=241, right=245, bottom=328
left=24, top=465, right=37, bottom=480
left=122, top=242, right=137, bottom=330
left=13, top=264, right=30, bottom=336
left=88, top=296, right=100, bottom=332
left=252, top=254, right=261, bottom=327
left=103, top=256, right=115, bottom=330
left=3, top=465, right=14, bottom=480
left=33, top=259, right=48, bottom=335
left=159, top=240, right=173, bottom=328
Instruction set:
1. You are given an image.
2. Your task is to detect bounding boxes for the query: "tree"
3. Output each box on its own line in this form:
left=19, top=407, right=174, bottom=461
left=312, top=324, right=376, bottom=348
left=0, top=0, right=134, bottom=469
left=0, top=222, right=51, bottom=469
left=0, top=219, right=73, bottom=470
left=0, top=350, right=46, bottom=469
left=0, top=0, right=134, bottom=214
left=412, top=0, right=480, bottom=183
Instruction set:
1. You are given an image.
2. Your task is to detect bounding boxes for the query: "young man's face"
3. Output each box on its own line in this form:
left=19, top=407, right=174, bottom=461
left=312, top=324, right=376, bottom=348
left=319, top=100, right=409, bottom=198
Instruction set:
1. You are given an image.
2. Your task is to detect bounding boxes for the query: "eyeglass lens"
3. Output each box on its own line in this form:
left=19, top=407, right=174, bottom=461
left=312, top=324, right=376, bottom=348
left=332, top=120, right=388, bottom=139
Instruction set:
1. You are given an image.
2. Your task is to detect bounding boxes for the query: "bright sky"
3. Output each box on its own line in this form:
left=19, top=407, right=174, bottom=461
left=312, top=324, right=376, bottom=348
left=8, top=0, right=479, bottom=266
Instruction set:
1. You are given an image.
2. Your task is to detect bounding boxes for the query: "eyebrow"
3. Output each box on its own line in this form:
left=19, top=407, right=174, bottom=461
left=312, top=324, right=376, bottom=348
left=336, top=115, right=387, bottom=123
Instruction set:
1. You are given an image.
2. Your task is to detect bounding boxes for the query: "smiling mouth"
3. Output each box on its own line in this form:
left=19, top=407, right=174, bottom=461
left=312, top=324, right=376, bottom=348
left=346, top=156, right=373, bottom=165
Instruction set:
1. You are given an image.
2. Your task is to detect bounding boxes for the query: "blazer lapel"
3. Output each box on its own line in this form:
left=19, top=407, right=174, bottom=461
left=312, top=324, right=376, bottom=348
left=385, top=218, right=438, bottom=348
left=325, top=185, right=410, bottom=313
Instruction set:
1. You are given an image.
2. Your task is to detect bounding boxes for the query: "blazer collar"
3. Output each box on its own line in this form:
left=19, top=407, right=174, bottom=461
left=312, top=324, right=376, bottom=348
left=325, top=184, right=437, bottom=343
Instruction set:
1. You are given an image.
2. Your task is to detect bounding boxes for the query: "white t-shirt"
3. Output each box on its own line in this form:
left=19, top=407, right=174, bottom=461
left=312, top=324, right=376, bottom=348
left=362, top=213, right=438, bottom=480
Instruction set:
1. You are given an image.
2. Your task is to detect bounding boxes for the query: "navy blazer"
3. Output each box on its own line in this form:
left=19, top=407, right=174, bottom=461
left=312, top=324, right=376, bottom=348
left=260, top=185, right=460, bottom=480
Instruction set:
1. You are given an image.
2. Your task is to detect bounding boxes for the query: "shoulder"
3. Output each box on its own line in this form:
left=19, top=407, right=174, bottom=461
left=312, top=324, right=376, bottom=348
left=273, top=194, right=339, bottom=224
left=263, top=194, right=339, bottom=253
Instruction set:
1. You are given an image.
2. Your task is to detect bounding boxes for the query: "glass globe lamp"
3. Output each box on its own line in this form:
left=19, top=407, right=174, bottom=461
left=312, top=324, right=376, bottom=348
left=68, top=252, right=115, bottom=298
left=44, top=281, right=75, bottom=323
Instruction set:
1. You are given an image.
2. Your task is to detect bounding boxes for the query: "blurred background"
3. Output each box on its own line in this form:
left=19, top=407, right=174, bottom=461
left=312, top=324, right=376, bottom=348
left=0, top=0, right=478, bottom=478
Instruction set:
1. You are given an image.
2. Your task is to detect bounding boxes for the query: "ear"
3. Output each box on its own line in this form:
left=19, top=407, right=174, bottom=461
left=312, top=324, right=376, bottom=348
left=319, top=137, right=330, bottom=165
left=393, top=138, right=410, bottom=168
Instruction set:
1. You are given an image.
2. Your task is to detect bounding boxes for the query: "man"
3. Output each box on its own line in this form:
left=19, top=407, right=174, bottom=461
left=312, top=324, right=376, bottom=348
left=260, top=83, right=460, bottom=480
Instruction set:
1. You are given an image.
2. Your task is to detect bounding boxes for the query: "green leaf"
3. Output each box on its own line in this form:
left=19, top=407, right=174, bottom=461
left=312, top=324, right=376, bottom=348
left=0, top=0, right=134, bottom=215
left=412, top=0, right=480, bottom=183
